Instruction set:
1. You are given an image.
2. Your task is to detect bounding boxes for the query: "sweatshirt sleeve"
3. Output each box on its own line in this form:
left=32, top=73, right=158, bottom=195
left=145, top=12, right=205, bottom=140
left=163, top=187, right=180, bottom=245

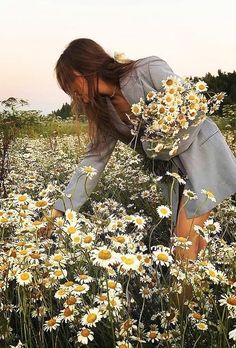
left=53, top=135, right=118, bottom=213
left=141, top=56, right=205, bottom=161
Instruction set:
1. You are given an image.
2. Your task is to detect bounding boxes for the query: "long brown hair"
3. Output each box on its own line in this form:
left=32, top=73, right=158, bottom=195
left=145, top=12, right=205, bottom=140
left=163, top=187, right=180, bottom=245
left=54, top=38, right=143, bottom=154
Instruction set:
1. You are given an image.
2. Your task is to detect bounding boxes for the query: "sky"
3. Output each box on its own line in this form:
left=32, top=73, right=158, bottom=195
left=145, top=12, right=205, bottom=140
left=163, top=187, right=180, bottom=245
left=1, top=0, right=235, bottom=115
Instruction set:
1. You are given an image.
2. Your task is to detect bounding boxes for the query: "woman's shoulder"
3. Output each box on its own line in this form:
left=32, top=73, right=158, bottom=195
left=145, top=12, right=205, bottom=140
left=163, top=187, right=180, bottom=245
left=135, top=55, right=167, bottom=66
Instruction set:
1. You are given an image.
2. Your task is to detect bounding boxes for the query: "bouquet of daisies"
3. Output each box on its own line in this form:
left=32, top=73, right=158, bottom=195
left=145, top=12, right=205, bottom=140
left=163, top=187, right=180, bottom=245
left=129, top=76, right=226, bottom=160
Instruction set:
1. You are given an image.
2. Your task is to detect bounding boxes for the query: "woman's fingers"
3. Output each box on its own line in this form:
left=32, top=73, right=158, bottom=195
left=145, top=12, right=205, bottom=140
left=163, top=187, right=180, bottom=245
left=37, top=222, right=53, bottom=238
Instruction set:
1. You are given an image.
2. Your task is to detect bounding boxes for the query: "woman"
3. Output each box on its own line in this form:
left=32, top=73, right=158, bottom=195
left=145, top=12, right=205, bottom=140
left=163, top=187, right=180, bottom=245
left=39, top=38, right=236, bottom=264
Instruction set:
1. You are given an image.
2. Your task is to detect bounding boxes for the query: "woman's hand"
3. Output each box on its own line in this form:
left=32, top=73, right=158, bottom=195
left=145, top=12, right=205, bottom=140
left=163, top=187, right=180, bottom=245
left=37, top=209, right=64, bottom=239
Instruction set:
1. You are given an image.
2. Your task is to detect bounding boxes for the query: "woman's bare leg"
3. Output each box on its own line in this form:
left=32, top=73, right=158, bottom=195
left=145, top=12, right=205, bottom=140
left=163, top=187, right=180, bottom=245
left=173, top=193, right=211, bottom=261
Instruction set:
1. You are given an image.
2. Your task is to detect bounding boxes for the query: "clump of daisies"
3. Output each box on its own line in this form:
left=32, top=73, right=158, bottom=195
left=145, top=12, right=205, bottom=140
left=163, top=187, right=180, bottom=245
left=129, top=75, right=226, bottom=158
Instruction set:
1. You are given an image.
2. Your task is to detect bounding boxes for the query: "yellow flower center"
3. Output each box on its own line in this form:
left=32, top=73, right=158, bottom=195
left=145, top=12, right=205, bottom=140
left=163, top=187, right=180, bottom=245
left=121, top=256, right=135, bottom=265
left=54, top=270, right=63, bottom=277
left=157, top=253, right=168, bottom=262
left=66, top=296, right=77, bottom=305
left=83, top=235, right=93, bottom=243
left=74, top=285, right=86, bottom=292
left=67, top=226, right=76, bottom=234
left=87, top=313, right=97, bottom=323
left=115, top=236, right=125, bottom=243
left=20, top=272, right=30, bottom=281
left=193, top=312, right=202, bottom=320
left=64, top=308, right=73, bottom=317
left=108, top=280, right=116, bottom=289
left=31, top=252, right=40, bottom=259
left=135, top=217, right=143, bottom=225
left=177, top=237, right=187, bottom=243
left=81, top=328, right=90, bottom=337
left=79, top=274, right=88, bottom=280
left=99, top=294, right=108, bottom=301
left=166, top=79, right=174, bottom=86
left=54, top=255, right=64, bottom=262
left=19, top=250, right=28, bottom=255
left=32, top=220, right=43, bottom=226
left=47, top=319, right=57, bottom=327
left=159, top=106, right=165, bottom=114
left=35, top=200, right=47, bottom=207
left=149, top=331, right=157, bottom=339
left=18, top=195, right=27, bottom=202
left=227, top=298, right=236, bottom=306
left=98, top=250, right=112, bottom=260
left=208, top=270, right=217, bottom=277
left=67, top=212, right=74, bottom=220
left=0, top=217, right=9, bottom=223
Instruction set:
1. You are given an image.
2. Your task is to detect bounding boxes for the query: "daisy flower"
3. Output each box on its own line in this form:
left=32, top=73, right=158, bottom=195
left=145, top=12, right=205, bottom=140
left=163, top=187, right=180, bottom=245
left=63, top=222, right=79, bottom=235
left=50, top=268, right=67, bottom=280
left=33, top=198, right=50, bottom=209
left=54, top=288, right=68, bottom=300
left=59, top=307, right=75, bottom=323
left=171, top=236, right=192, bottom=249
left=166, top=171, right=186, bottom=185
left=81, top=307, right=103, bottom=327
left=72, top=283, right=90, bottom=296
left=146, top=328, right=160, bottom=343
left=80, top=166, right=97, bottom=179
left=16, top=271, right=32, bottom=286
left=77, top=327, right=94, bottom=345
left=201, top=189, right=216, bottom=202
left=146, top=90, right=157, bottom=101
left=205, top=268, right=219, bottom=284
left=55, top=216, right=65, bottom=228
left=111, top=234, right=129, bottom=248
left=65, top=209, right=78, bottom=223
left=139, top=286, right=153, bottom=299
left=71, top=233, right=82, bottom=245
left=219, top=294, right=236, bottom=317
left=183, top=189, right=198, bottom=200
left=131, top=103, right=142, bottom=116
left=196, top=321, right=208, bottom=331
left=152, top=248, right=173, bottom=267
left=91, top=247, right=117, bottom=268
left=133, top=215, right=146, bottom=230
left=203, top=219, right=221, bottom=234
left=50, top=253, right=67, bottom=266
left=43, top=317, right=61, bottom=332
left=81, top=233, right=95, bottom=248
left=74, top=273, right=94, bottom=284
left=119, top=253, right=141, bottom=272
left=15, top=193, right=30, bottom=205
left=157, top=205, right=172, bottom=218
left=189, top=312, right=206, bottom=323
left=162, top=76, right=178, bottom=89
left=195, top=80, right=208, bottom=92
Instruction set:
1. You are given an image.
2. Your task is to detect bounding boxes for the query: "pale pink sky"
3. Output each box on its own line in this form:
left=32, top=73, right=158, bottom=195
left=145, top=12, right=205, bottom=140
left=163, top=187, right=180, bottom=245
left=1, top=0, right=235, bottom=114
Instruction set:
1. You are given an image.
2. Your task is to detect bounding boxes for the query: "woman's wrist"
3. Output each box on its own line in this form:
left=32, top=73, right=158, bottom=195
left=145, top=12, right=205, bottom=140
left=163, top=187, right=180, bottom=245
left=50, top=208, right=65, bottom=219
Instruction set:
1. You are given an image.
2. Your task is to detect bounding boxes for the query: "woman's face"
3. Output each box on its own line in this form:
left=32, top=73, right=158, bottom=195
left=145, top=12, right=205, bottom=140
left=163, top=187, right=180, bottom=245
left=71, top=74, right=90, bottom=104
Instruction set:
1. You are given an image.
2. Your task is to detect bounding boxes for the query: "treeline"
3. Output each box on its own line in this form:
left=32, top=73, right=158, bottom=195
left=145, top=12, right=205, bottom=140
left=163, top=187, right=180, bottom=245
left=52, top=69, right=236, bottom=118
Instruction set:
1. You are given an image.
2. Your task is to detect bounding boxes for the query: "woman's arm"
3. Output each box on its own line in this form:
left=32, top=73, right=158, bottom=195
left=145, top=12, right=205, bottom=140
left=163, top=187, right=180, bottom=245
left=52, top=135, right=118, bottom=213
left=141, top=56, right=205, bottom=161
